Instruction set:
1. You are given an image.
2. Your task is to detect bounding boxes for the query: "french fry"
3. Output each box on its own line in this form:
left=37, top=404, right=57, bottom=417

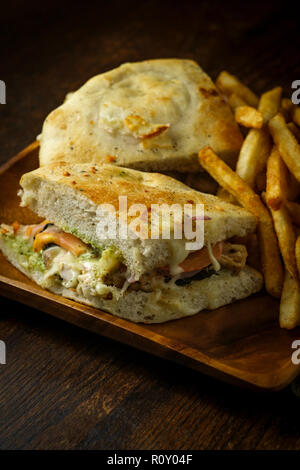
left=280, top=269, right=300, bottom=329
left=269, top=204, right=298, bottom=280
left=280, top=98, right=300, bottom=127
left=216, top=186, right=239, bottom=205
left=216, top=71, right=259, bottom=107
left=287, top=122, right=300, bottom=142
left=292, top=106, right=300, bottom=127
left=198, top=146, right=283, bottom=298
left=279, top=97, right=300, bottom=128
left=235, top=87, right=282, bottom=187
left=228, top=93, right=248, bottom=111
left=269, top=113, right=300, bottom=182
left=235, top=106, right=263, bottom=129
left=286, top=201, right=300, bottom=227
left=280, top=98, right=294, bottom=121
left=255, top=220, right=283, bottom=298
left=258, top=87, right=282, bottom=124
left=235, top=128, right=271, bottom=188
left=266, top=146, right=289, bottom=210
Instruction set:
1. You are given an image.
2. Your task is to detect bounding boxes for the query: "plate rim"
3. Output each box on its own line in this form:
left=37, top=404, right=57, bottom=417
left=0, top=142, right=299, bottom=391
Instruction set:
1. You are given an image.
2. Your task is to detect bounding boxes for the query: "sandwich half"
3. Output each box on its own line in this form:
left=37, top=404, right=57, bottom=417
left=38, top=59, right=243, bottom=172
left=0, top=162, right=263, bottom=323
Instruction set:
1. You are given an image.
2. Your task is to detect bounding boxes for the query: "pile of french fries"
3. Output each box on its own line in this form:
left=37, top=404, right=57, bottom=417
left=198, top=70, right=300, bottom=330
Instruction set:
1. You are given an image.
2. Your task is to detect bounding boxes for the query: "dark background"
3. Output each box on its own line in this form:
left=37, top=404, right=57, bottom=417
left=0, top=0, right=300, bottom=450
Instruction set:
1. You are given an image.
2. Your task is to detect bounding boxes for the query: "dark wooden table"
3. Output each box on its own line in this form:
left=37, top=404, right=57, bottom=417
left=1, top=0, right=300, bottom=450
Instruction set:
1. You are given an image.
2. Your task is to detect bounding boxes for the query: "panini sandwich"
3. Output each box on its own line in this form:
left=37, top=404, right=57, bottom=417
left=0, top=163, right=263, bottom=323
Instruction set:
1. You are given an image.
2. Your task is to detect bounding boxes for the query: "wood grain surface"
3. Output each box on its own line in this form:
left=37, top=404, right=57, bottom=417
left=1, top=0, right=300, bottom=450
left=1, top=144, right=300, bottom=393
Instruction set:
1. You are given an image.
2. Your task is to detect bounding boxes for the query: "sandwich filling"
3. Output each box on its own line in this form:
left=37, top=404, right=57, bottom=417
left=0, top=220, right=248, bottom=298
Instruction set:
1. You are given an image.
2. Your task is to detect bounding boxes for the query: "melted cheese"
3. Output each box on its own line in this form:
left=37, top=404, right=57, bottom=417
left=40, top=246, right=121, bottom=289
left=207, top=240, right=221, bottom=272
left=167, top=239, right=190, bottom=276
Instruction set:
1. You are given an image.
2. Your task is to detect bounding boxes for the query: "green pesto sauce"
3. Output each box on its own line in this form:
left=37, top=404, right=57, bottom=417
left=1, top=227, right=123, bottom=277
left=62, top=226, right=122, bottom=260
left=2, top=234, right=45, bottom=272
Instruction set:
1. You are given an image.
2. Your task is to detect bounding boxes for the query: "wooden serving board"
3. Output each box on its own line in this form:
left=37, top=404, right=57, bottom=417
left=1, top=143, right=300, bottom=391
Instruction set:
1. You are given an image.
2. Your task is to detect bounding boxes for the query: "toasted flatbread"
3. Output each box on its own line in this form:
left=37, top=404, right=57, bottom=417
left=0, top=161, right=263, bottom=323
left=39, top=59, right=243, bottom=172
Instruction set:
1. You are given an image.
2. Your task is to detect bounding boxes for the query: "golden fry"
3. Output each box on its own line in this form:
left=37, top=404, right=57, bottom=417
left=235, top=87, right=282, bottom=188
left=269, top=204, right=297, bottom=280
left=280, top=98, right=294, bottom=121
left=256, top=215, right=284, bottom=299
left=198, top=146, right=283, bottom=298
left=235, top=106, right=264, bottom=129
left=216, top=71, right=259, bottom=107
left=280, top=98, right=300, bottom=127
left=258, top=86, right=282, bottom=124
left=292, top=106, right=300, bottom=127
left=287, top=122, right=300, bottom=142
left=236, top=128, right=271, bottom=188
left=280, top=269, right=300, bottom=329
left=216, top=186, right=238, bottom=205
left=269, top=113, right=300, bottom=182
left=266, top=146, right=289, bottom=210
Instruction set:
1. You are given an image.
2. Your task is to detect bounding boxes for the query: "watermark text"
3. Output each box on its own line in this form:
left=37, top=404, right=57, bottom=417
left=0, top=340, right=6, bottom=364
left=0, top=80, right=6, bottom=104
left=291, top=80, right=300, bottom=105
left=291, top=339, right=300, bottom=365
left=96, top=197, right=207, bottom=251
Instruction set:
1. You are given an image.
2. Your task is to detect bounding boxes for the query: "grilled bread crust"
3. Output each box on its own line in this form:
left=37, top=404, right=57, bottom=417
left=39, top=59, right=243, bottom=172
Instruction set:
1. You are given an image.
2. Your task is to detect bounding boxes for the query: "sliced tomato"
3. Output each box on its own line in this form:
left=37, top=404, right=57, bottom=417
left=179, top=242, right=223, bottom=273
left=33, top=230, right=88, bottom=256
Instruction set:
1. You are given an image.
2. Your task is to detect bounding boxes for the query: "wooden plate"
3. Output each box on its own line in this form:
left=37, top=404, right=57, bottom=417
left=1, top=143, right=300, bottom=391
